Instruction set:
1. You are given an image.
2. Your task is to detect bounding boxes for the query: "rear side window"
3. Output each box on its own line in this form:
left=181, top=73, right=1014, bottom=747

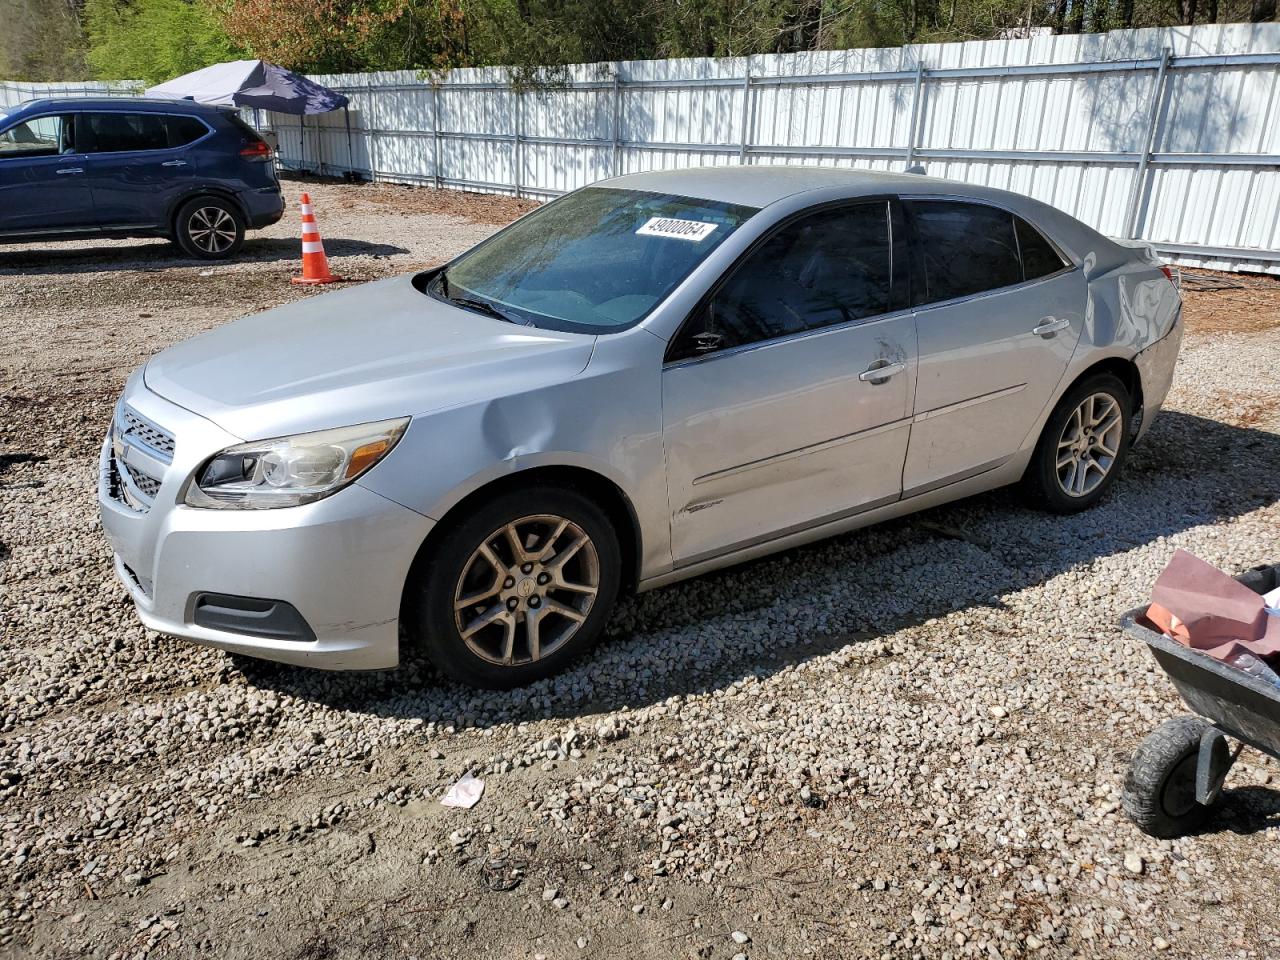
left=166, top=115, right=209, bottom=147
left=682, top=201, right=896, bottom=356
left=1016, top=216, right=1068, bottom=280
left=0, top=114, right=75, bottom=158
left=83, top=113, right=169, bottom=153
left=908, top=200, right=1022, bottom=304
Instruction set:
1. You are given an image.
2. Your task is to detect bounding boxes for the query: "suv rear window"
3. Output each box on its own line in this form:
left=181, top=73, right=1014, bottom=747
left=167, top=115, right=209, bottom=147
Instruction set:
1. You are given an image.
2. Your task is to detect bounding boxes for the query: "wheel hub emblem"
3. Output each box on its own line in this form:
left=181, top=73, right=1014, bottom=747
left=516, top=578, right=536, bottom=599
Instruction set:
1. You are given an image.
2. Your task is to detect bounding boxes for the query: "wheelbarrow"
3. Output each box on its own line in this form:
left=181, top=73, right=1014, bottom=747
left=1121, top=563, right=1280, bottom=838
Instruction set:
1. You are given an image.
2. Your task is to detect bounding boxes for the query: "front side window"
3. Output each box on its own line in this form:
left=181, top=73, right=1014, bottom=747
left=908, top=200, right=1023, bottom=304
left=431, top=187, right=757, bottom=333
left=672, top=201, right=897, bottom=359
left=0, top=114, right=75, bottom=158
left=83, top=112, right=169, bottom=153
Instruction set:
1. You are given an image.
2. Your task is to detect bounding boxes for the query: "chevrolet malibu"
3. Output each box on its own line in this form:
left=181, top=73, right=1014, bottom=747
left=99, top=167, right=1182, bottom=688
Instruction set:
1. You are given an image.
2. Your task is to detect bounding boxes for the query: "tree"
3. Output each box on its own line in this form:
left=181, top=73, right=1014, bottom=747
left=0, top=0, right=89, bottom=81
left=84, top=0, right=240, bottom=83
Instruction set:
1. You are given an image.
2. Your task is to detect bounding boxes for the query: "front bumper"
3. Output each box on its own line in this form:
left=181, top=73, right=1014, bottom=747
left=98, top=383, right=434, bottom=670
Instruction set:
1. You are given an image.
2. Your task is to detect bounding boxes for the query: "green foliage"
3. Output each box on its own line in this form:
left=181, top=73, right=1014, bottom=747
left=4, top=0, right=1275, bottom=84
left=0, top=0, right=88, bottom=81
left=84, top=0, right=240, bottom=83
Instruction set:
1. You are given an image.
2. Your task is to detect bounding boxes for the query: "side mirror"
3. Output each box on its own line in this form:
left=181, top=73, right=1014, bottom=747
left=691, top=331, right=723, bottom=354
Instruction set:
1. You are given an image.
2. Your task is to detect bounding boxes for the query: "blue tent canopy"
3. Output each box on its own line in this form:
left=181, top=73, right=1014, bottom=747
left=146, top=59, right=348, bottom=115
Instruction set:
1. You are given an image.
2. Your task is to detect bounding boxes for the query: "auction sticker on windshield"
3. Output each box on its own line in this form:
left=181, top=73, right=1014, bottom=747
left=636, top=217, right=719, bottom=242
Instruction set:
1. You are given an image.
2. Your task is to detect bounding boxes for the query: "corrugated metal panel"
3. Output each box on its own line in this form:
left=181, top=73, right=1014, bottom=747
left=4, top=23, right=1278, bottom=271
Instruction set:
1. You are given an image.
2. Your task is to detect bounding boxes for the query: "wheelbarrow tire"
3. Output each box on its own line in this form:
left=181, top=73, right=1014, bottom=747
left=1123, top=716, right=1213, bottom=838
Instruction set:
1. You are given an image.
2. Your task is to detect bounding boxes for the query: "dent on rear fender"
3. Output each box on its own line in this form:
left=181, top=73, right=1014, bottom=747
left=1081, top=250, right=1178, bottom=352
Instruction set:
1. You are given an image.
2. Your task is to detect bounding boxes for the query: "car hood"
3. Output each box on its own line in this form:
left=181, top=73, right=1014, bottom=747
left=144, top=274, right=596, bottom=439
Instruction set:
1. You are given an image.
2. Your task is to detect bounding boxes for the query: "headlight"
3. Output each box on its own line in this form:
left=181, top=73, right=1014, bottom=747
left=184, top=418, right=409, bottom=509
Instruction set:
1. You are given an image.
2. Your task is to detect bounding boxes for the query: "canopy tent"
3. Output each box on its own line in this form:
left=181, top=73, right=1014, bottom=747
left=146, top=60, right=351, bottom=171
left=146, top=60, right=347, bottom=114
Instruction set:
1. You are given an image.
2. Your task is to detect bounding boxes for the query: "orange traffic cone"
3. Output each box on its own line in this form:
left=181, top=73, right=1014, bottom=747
left=291, top=192, right=344, bottom=285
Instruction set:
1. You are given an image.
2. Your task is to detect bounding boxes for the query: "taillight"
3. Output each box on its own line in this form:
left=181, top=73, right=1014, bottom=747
left=1159, top=265, right=1174, bottom=282
left=239, top=140, right=272, bottom=160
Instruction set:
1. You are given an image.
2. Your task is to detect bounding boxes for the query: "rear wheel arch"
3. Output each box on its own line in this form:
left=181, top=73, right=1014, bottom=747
left=1064, top=358, right=1146, bottom=419
left=167, top=187, right=249, bottom=237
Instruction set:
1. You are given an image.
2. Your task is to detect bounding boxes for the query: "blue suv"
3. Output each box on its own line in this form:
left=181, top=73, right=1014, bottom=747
left=0, top=97, right=284, bottom=259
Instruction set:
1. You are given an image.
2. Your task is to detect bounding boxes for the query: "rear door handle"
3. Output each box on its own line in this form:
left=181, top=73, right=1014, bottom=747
left=1032, top=316, right=1070, bottom=337
left=859, top=360, right=906, bottom=383
left=161, top=160, right=188, bottom=167
left=55, top=167, right=84, bottom=175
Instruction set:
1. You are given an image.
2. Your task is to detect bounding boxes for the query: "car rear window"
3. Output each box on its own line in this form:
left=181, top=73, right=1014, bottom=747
left=1015, top=216, right=1068, bottom=280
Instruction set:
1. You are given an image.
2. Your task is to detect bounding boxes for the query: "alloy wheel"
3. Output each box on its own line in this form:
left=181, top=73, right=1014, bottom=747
left=187, top=206, right=237, bottom=255
left=452, top=514, right=600, bottom=666
left=1056, top=391, right=1123, bottom=498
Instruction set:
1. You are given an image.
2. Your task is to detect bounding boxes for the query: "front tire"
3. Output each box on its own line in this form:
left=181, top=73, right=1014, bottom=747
left=1123, top=716, right=1214, bottom=838
left=1023, top=372, right=1132, bottom=514
left=174, top=196, right=245, bottom=260
left=410, top=486, right=621, bottom=689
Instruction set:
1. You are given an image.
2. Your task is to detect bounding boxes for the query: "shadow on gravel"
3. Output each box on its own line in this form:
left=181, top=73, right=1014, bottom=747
left=233, top=408, right=1280, bottom=727
left=0, top=237, right=409, bottom=275
left=1206, top=785, right=1280, bottom=835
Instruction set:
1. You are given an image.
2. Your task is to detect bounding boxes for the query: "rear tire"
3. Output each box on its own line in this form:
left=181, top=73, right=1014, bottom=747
left=409, top=486, right=621, bottom=689
left=1023, top=372, right=1131, bottom=514
left=1122, top=716, right=1213, bottom=838
left=174, top=196, right=245, bottom=260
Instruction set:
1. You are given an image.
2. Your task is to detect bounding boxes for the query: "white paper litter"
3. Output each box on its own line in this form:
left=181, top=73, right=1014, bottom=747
left=440, top=771, right=485, bottom=809
left=1264, top=583, right=1280, bottom=612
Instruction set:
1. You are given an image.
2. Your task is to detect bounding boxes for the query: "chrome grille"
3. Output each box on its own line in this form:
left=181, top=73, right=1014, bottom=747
left=124, top=463, right=162, bottom=498
left=108, top=404, right=175, bottom=514
left=120, top=408, right=176, bottom=458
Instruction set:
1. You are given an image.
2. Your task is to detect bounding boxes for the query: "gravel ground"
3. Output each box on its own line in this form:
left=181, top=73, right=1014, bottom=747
left=2, top=178, right=1279, bottom=960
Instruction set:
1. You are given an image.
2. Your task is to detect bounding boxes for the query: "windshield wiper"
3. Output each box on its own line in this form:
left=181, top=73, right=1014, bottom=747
left=436, top=271, right=521, bottom=325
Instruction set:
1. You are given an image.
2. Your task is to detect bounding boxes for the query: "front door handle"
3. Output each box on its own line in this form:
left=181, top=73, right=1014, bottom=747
left=1032, top=316, right=1070, bottom=337
left=55, top=167, right=84, bottom=175
left=161, top=160, right=188, bottom=167
left=859, top=360, right=906, bottom=384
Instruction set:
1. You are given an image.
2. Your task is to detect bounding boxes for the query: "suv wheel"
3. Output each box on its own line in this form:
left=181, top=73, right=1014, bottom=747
left=175, top=197, right=245, bottom=260
left=1024, top=372, right=1132, bottom=514
left=411, top=486, right=621, bottom=689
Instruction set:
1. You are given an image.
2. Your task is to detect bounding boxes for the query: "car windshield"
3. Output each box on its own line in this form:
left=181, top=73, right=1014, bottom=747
left=431, top=187, right=757, bottom=333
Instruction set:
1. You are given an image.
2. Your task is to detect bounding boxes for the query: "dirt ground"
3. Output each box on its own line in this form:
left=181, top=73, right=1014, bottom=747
left=2, top=177, right=1280, bottom=960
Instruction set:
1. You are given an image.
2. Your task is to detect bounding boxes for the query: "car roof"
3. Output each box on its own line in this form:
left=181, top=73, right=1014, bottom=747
left=596, top=165, right=945, bottom=209
left=595, top=164, right=1108, bottom=259
left=10, top=96, right=229, bottom=118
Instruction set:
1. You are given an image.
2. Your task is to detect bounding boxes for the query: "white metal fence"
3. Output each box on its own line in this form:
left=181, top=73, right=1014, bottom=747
left=3, top=23, right=1279, bottom=272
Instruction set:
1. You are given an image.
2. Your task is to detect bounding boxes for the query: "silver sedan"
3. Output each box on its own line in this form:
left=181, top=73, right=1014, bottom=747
left=99, top=166, right=1183, bottom=688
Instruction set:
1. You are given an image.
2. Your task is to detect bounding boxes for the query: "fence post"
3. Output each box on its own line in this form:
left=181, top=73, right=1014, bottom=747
left=1126, top=47, right=1173, bottom=240
left=738, top=58, right=753, bottom=164
left=904, top=60, right=926, bottom=169
left=431, top=82, right=442, bottom=190
left=513, top=80, right=523, bottom=197
left=612, top=66, right=622, bottom=177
